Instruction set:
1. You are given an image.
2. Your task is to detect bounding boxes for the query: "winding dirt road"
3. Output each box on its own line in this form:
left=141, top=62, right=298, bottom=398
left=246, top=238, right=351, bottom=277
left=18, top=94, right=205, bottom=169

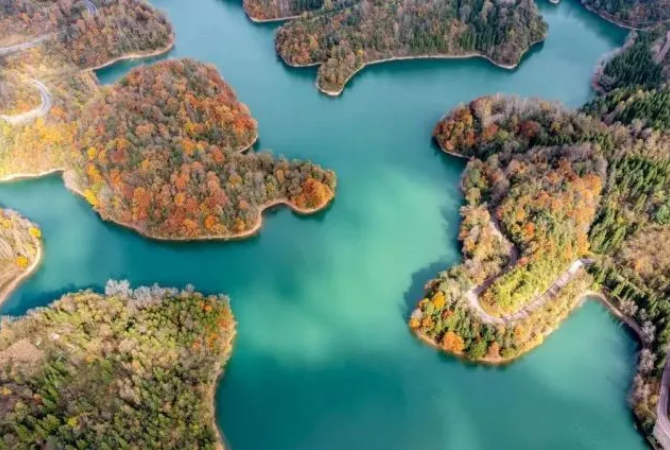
left=464, top=215, right=589, bottom=325
left=0, top=34, right=53, bottom=56
left=0, top=80, right=52, bottom=125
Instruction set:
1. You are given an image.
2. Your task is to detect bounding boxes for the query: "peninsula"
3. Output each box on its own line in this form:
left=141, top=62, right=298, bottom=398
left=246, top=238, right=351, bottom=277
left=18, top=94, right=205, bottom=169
left=68, top=59, right=336, bottom=240
left=274, top=0, right=547, bottom=95
left=593, top=24, right=670, bottom=92
left=410, top=89, right=670, bottom=445
left=0, top=281, right=235, bottom=450
left=0, top=209, right=42, bottom=307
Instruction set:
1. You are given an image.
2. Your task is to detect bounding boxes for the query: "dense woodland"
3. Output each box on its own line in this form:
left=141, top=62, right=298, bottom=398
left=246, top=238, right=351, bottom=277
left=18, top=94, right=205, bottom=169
left=0, top=282, right=235, bottom=449
left=1, top=4, right=336, bottom=240
left=0, top=0, right=174, bottom=70
left=413, top=90, right=670, bottom=438
left=581, top=0, right=670, bottom=28
left=0, top=209, right=41, bottom=301
left=244, top=0, right=325, bottom=21
left=595, top=26, right=670, bottom=93
left=275, top=0, right=547, bottom=94
left=69, top=59, right=336, bottom=240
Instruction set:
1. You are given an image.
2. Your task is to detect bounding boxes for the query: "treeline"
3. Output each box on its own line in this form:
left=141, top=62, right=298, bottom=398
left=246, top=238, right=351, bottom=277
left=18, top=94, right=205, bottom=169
left=595, top=26, right=669, bottom=93
left=0, top=209, right=41, bottom=298
left=584, top=85, right=670, bottom=130
left=275, top=0, right=547, bottom=94
left=0, top=282, right=235, bottom=449
left=69, top=59, right=336, bottom=240
left=581, top=0, right=670, bottom=28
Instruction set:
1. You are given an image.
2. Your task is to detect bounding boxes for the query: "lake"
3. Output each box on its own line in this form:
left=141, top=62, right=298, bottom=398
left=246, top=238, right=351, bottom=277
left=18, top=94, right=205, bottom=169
left=0, top=0, right=648, bottom=448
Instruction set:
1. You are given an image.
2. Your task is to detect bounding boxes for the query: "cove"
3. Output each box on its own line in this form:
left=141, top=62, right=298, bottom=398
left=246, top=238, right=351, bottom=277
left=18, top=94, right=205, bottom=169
left=0, top=0, right=649, bottom=449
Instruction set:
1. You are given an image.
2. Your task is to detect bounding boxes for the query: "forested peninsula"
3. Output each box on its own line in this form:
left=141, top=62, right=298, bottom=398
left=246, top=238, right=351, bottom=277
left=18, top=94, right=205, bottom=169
left=0, top=282, right=235, bottom=450
left=409, top=87, right=670, bottom=442
left=68, top=59, right=336, bottom=240
left=0, top=210, right=42, bottom=306
left=594, top=24, right=670, bottom=93
left=273, top=0, right=547, bottom=95
left=0, top=0, right=336, bottom=240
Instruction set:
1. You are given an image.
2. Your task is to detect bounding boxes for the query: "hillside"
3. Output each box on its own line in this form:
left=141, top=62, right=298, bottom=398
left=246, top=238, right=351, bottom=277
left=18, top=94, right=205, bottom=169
left=0, top=282, right=235, bottom=449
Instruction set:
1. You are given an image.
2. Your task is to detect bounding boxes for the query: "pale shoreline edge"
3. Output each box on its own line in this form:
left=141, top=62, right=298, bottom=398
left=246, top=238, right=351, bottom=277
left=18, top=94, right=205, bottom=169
left=280, top=35, right=545, bottom=97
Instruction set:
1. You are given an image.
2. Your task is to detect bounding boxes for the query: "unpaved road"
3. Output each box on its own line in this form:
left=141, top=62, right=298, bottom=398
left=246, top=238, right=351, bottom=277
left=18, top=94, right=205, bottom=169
left=0, top=80, right=52, bottom=125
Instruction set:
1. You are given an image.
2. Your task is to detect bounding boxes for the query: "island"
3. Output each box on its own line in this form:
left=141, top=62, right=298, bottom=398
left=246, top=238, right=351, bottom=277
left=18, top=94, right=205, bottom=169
left=274, top=0, right=547, bottom=96
left=410, top=88, right=670, bottom=445
left=0, top=1, right=336, bottom=241
left=0, top=209, right=42, bottom=306
left=67, top=59, right=336, bottom=240
left=0, top=281, right=235, bottom=450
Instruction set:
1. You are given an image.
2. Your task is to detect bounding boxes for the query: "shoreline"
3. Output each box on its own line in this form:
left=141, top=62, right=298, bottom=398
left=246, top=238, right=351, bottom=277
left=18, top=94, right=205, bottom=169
left=63, top=169, right=334, bottom=243
left=244, top=8, right=302, bottom=23
left=0, top=168, right=64, bottom=183
left=0, top=234, right=43, bottom=309
left=84, top=34, right=176, bottom=72
left=208, top=321, right=237, bottom=450
left=281, top=37, right=544, bottom=97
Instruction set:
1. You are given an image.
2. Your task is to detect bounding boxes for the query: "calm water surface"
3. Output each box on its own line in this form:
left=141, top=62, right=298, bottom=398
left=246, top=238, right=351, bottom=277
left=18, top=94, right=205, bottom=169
left=0, top=0, right=647, bottom=448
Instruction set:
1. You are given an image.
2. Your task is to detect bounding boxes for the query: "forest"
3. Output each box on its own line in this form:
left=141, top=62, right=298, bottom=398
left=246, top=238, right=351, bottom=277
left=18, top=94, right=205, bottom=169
left=0, top=0, right=174, bottom=70
left=594, top=25, right=670, bottom=93
left=0, top=282, right=235, bottom=449
left=580, top=0, right=670, bottom=28
left=414, top=87, right=670, bottom=438
left=244, top=0, right=325, bottom=21
left=0, top=3, right=337, bottom=241
left=274, top=0, right=547, bottom=94
left=68, top=59, right=336, bottom=240
left=0, top=209, right=41, bottom=303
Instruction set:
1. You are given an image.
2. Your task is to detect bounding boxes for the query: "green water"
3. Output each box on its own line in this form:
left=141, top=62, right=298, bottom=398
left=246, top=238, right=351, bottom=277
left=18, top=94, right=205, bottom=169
left=0, top=0, right=648, bottom=448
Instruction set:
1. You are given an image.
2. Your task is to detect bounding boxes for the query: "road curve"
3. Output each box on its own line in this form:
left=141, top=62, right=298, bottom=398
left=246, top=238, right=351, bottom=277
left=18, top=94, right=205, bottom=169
left=464, top=214, right=589, bottom=325
left=81, top=0, right=99, bottom=15
left=0, top=80, right=52, bottom=126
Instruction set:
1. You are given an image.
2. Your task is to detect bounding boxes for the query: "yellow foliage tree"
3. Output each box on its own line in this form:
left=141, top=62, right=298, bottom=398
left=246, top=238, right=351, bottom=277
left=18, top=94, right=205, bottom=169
left=442, top=331, right=465, bottom=353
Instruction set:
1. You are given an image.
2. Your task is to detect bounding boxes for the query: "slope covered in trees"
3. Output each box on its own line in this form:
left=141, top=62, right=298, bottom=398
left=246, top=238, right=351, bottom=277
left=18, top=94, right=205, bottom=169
left=413, top=91, right=670, bottom=439
left=0, top=282, right=235, bottom=449
left=275, top=0, right=547, bottom=95
left=0, top=209, right=42, bottom=305
left=0, top=0, right=174, bottom=70
left=581, top=0, right=670, bottom=29
left=67, top=59, right=336, bottom=240
left=594, top=25, right=670, bottom=93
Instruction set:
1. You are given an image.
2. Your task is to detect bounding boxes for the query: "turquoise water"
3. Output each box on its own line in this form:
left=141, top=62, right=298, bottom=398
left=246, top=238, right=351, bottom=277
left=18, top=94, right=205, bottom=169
left=0, top=0, right=647, bottom=448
